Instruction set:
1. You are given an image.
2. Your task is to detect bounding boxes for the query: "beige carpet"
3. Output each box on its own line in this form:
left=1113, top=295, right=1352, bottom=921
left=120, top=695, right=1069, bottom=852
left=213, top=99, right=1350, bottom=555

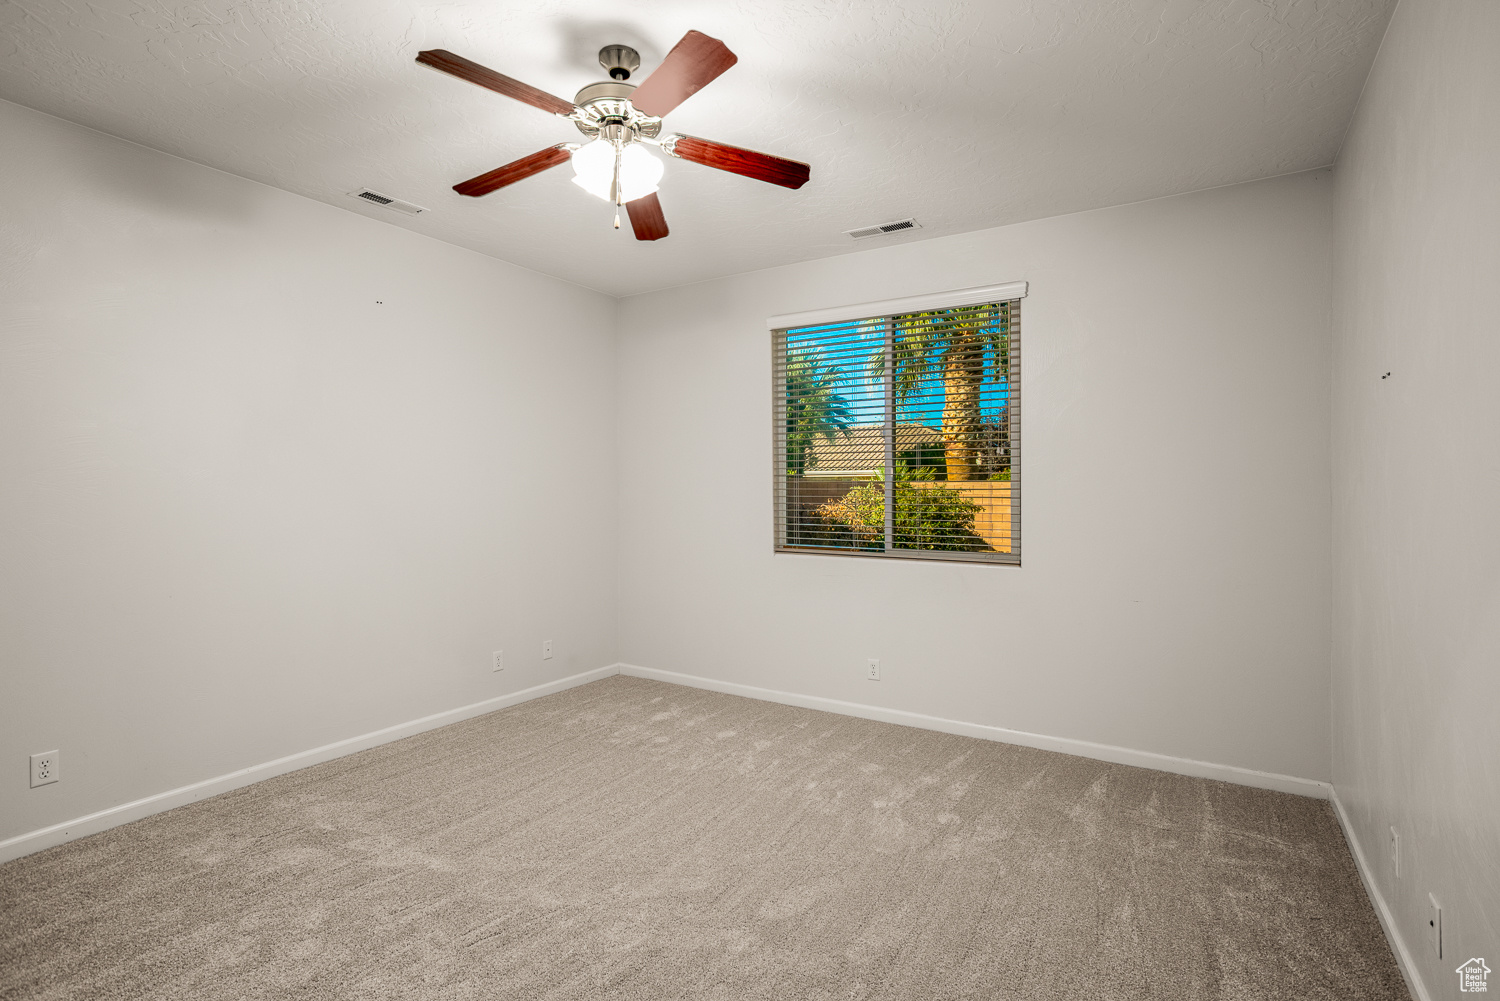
left=1, top=675, right=1406, bottom=1000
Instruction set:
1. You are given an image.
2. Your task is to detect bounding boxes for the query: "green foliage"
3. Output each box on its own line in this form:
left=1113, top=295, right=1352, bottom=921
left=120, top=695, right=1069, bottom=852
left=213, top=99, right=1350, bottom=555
left=784, top=347, right=853, bottom=473
left=813, top=465, right=992, bottom=552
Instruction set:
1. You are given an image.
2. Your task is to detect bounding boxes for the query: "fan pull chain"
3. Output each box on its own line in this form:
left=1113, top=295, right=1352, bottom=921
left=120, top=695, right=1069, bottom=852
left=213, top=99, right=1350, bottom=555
left=612, top=143, right=623, bottom=230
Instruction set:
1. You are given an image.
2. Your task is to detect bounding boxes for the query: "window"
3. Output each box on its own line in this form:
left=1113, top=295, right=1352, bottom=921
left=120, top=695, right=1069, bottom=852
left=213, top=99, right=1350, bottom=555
left=771, top=283, right=1024, bottom=565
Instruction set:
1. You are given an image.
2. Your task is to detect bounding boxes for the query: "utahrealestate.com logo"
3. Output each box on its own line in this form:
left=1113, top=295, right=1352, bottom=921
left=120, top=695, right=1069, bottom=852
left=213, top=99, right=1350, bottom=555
left=1458, top=958, right=1491, bottom=993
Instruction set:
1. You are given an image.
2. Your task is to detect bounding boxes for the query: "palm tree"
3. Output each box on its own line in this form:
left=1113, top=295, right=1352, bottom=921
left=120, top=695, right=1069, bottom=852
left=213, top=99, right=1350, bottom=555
left=784, top=347, right=854, bottom=474
left=874, top=303, right=1012, bottom=481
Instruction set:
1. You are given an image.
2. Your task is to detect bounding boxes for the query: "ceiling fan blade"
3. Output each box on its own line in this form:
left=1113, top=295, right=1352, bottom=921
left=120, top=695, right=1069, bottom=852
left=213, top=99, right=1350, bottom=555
left=626, top=192, right=669, bottom=241
left=628, top=31, right=738, bottom=118
left=416, top=49, right=575, bottom=117
left=663, top=135, right=810, bottom=190
left=454, top=145, right=573, bottom=197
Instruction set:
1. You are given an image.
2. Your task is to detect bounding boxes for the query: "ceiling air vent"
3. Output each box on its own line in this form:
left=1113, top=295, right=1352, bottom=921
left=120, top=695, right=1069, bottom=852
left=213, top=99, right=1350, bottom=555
left=348, top=188, right=427, bottom=216
left=845, top=218, right=922, bottom=240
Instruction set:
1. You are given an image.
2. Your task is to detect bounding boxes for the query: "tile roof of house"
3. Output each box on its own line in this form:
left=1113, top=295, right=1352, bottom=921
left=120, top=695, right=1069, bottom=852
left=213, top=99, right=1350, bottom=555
left=805, top=423, right=941, bottom=472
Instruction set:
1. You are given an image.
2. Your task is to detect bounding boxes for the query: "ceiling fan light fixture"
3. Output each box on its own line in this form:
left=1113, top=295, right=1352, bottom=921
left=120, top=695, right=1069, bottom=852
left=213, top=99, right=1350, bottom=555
left=421, top=30, right=809, bottom=239
left=570, top=138, right=663, bottom=204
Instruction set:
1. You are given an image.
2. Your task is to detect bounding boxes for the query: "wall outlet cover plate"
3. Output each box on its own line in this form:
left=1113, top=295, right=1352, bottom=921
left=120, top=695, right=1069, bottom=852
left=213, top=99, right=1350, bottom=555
left=30, top=751, right=60, bottom=788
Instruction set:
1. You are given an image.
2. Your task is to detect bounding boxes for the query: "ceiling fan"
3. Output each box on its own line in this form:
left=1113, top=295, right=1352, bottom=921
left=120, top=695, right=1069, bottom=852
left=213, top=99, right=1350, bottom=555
left=416, top=31, right=810, bottom=242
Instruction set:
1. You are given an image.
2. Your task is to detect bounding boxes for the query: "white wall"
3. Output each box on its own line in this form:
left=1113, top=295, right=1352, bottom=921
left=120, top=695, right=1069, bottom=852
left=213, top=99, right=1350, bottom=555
left=1331, top=0, right=1500, bottom=992
left=0, top=100, right=618, bottom=845
left=616, top=170, right=1333, bottom=782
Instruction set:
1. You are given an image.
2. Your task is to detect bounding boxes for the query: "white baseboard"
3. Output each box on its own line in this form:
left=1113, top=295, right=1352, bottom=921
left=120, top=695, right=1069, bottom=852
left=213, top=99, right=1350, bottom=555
left=0, top=665, right=620, bottom=865
left=618, top=664, right=1332, bottom=799
left=1329, top=789, right=1427, bottom=1001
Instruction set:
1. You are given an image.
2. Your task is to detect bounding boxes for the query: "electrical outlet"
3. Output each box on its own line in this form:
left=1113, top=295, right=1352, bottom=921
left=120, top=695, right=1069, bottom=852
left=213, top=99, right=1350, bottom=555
left=492, top=649, right=505, bottom=673
left=867, top=658, right=880, bottom=681
left=542, top=639, right=553, bottom=660
left=1389, top=826, right=1400, bottom=878
left=1428, top=894, right=1442, bottom=958
left=30, top=751, right=60, bottom=788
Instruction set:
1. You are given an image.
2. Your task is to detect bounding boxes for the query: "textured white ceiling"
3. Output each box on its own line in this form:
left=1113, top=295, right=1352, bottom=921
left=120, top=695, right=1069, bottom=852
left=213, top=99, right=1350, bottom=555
left=0, top=0, right=1393, bottom=296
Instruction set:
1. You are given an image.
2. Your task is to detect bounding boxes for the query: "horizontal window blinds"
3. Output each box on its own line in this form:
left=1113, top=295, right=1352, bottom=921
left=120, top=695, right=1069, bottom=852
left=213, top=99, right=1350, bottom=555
left=774, top=296, right=1021, bottom=565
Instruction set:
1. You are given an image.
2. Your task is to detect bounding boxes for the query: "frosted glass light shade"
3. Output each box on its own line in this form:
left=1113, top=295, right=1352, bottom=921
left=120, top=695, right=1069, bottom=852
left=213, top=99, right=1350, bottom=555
left=570, top=139, right=615, bottom=201
left=617, top=143, right=663, bottom=201
left=570, top=139, right=662, bottom=203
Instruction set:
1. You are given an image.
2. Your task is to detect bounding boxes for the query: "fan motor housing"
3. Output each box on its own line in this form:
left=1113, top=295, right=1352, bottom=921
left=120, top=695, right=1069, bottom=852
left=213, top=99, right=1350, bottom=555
left=572, top=80, right=661, bottom=139
left=574, top=80, right=635, bottom=107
